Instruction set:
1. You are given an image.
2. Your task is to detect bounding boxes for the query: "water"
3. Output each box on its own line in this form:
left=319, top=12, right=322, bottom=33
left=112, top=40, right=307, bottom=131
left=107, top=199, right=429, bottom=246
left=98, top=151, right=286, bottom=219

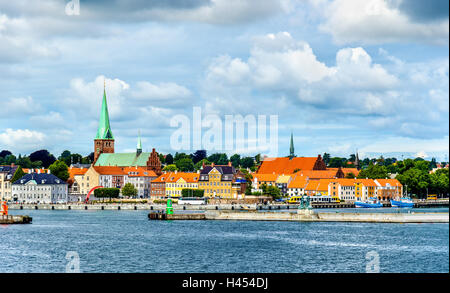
left=1, top=210, right=448, bottom=273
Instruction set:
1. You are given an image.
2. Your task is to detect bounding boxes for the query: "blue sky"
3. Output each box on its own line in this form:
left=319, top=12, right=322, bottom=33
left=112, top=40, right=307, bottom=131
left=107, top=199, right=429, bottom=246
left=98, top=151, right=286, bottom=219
left=0, top=0, right=448, bottom=161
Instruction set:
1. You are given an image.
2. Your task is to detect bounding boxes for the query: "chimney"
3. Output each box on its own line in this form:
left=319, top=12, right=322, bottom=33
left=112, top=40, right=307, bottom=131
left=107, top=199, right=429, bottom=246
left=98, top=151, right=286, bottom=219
left=196, top=170, right=200, bottom=174
left=37, top=169, right=41, bottom=174
left=228, top=161, right=232, bottom=167
left=47, top=169, right=50, bottom=174
left=211, top=162, right=214, bottom=167
left=175, top=170, right=177, bottom=174
left=28, top=169, right=31, bottom=174
left=11, top=163, right=15, bottom=167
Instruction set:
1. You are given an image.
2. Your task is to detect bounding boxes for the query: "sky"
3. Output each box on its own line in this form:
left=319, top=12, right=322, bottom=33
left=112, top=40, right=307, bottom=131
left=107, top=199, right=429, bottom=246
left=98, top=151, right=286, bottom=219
left=0, top=0, right=448, bottom=161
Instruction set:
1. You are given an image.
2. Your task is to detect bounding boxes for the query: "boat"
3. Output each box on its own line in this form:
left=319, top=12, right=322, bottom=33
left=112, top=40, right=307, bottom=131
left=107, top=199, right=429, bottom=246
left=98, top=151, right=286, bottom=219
left=355, top=198, right=383, bottom=208
left=390, top=197, right=414, bottom=208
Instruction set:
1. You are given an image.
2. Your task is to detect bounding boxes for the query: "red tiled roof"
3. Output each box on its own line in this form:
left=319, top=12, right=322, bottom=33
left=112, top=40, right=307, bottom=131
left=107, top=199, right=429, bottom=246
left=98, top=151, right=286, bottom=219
left=257, top=157, right=320, bottom=174
left=69, top=167, right=88, bottom=178
left=122, top=166, right=157, bottom=177
left=296, top=170, right=339, bottom=179
left=93, top=166, right=126, bottom=175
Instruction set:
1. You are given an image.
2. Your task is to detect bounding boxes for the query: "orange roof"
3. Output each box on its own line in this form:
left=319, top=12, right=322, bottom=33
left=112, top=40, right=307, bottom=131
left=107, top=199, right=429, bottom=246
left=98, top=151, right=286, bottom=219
left=356, top=179, right=378, bottom=187
left=296, top=170, right=339, bottom=179
left=287, top=175, right=308, bottom=189
left=376, top=179, right=402, bottom=187
left=93, top=166, right=127, bottom=175
left=152, top=172, right=199, bottom=183
left=22, top=168, right=49, bottom=174
left=253, top=173, right=278, bottom=182
left=122, top=167, right=157, bottom=177
left=69, top=167, right=88, bottom=178
left=257, top=156, right=322, bottom=174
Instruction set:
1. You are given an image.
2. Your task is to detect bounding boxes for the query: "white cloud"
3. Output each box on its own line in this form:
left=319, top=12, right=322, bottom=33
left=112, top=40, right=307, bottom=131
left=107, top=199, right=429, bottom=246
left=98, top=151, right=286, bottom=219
left=0, top=96, right=42, bottom=115
left=0, top=128, right=46, bottom=153
left=318, top=0, right=449, bottom=45
left=131, top=81, right=192, bottom=106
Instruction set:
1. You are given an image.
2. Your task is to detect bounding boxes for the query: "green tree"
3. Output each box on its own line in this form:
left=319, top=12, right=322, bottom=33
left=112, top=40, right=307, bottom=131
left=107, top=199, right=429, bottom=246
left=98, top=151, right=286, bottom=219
left=345, top=172, right=356, bottom=179
left=357, top=163, right=388, bottom=179
left=175, top=158, right=194, bottom=172
left=328, top=157, right=345, bottom=168
left=241, top=157, right=255, bottom=169
left=49, top=160, right=70, bottom=181
left=265, top=185, right=281, bottom=199
left=94, top=188, right=120, bottom=202
left=122, top=183, right=138, bottom=198
left=194, top=159, right=210, bottom=171
left=230, top=154, right=241, bottom=167
left=323, top=153, right=331, bottom=165
left=11, top=166, right=25, bottom=183
left=396, top=168, right=430, bottom=198
left=163, top=164, right=178, bottom=171
left=207, top=153, right=228, bottom=165
left=165, top=154, right=174, bottom=164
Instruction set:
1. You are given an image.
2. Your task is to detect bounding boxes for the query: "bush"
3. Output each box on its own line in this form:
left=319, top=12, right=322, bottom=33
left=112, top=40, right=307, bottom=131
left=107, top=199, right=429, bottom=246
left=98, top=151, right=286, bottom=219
left=94, top=188, right=120, bottom=201
left=181, top=189, right=204, bottom=197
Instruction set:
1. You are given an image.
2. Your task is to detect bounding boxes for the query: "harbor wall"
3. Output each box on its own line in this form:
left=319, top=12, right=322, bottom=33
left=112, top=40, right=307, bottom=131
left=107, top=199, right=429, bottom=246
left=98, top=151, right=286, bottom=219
left=205, top=211, right=449, bottom=223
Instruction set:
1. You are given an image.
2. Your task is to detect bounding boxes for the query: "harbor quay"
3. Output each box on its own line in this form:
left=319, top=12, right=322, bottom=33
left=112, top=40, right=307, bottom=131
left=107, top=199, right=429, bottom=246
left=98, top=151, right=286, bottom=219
left=7, top=198, right=448, bottom=211
left=147, top=210, right=449, bottom=223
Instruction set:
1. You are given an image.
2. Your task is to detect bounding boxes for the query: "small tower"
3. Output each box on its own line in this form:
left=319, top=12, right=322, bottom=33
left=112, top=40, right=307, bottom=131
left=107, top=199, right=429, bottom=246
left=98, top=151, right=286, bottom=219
left=355, top=150, right=360, bottom=170
left=289, top=132, right=295, bottom=160
left=136, top=131, right=142, bottom=156
left=94, top=80, right=115, bottom=163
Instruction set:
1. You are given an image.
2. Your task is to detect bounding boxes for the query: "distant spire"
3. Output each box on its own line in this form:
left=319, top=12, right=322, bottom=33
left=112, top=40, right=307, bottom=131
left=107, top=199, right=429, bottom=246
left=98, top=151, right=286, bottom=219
left=355, top=149, right=360, bottom=170
left=137, top=130, right=142, bottom=155
left=95, top=80, right=114, bottom=140
left=289, top=132, right=295, bottom=159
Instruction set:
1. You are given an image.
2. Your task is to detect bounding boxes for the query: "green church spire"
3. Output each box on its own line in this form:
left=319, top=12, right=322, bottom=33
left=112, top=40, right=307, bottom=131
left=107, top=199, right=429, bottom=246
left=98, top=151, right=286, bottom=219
left=289, top=132, right=295, bottom=159
left=96, top=81, right=114, bottom=140
left=137, top=130, right=142, bottom=152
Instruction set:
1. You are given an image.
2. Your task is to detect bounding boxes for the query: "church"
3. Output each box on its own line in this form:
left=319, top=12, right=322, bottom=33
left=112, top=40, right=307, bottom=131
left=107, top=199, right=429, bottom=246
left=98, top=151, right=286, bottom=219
left=92, top=83, right=162, bottom=175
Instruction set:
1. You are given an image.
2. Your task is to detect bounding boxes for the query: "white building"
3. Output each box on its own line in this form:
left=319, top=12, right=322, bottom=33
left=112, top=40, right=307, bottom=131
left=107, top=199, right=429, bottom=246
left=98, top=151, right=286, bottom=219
left=11, top=173, right=68, bottom=204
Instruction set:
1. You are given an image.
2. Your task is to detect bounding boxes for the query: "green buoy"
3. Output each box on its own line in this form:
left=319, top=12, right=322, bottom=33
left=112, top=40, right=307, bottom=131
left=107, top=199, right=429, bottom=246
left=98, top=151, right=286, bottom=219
left=166, top=198, right=173, bottom=215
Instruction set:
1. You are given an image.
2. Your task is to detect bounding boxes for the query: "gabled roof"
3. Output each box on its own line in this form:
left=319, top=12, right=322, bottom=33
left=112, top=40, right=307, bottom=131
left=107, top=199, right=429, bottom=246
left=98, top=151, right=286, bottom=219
left=69, top=167, right=88, bottom=178
left=296, top=170, right=339, bottom=179
left=93, top=166, right=126, bottom=175
left=257, top=156, right=322, bottom=174
left=253, top=173, right=278, bottom=182
left=0, top=165, right=18, bottom=176
left=200, top=165, right=235, bottom=175
left=275, top=174, right=292, bottom=184
left=375, top=179, right=402, bottom=187
left=287, top=175, right=308, bottom=189
left=165, top=172, right=199, bottom=183
left=122, top=166, right=157, bottom=177
left=13, top=173, right=67, bottom=185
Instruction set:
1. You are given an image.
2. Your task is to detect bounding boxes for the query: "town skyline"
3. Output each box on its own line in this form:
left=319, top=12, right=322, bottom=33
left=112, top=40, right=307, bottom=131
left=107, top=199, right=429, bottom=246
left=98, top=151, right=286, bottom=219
left=0, top=0, right=448, bottom=160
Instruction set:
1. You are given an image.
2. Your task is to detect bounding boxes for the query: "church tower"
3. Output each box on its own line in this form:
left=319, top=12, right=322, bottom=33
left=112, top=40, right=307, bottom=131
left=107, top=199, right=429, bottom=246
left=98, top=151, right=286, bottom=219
left=289, top=132, right=295, bottom=160
left=94, top=82, right=115, bottom=163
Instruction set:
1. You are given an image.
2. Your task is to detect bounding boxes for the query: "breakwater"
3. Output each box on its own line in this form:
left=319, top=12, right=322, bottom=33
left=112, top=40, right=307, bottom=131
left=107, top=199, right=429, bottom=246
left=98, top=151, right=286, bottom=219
left=0, top=214, right=32, bottom=224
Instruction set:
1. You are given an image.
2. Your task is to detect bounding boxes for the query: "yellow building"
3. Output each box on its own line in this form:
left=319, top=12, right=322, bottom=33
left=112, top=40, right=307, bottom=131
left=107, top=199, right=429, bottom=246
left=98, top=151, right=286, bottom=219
left=164, top=172, right=199, bottom=197
left=78, top=166, right=100, bottom=194
left=198, top=163, right=245, bottom=199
